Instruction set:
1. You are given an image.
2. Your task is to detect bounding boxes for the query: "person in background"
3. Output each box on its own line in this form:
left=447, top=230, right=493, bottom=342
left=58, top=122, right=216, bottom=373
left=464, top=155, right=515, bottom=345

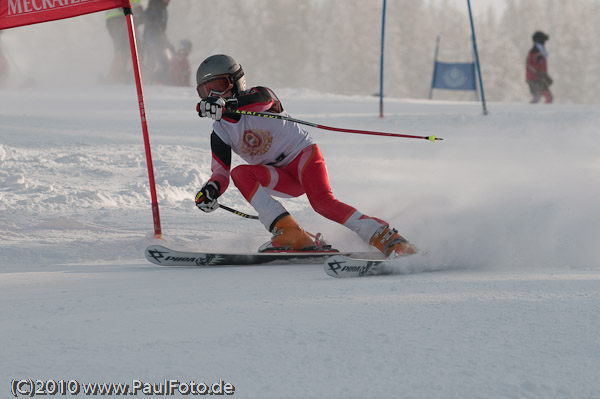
left=143, top=0, right=173, bottom=84
left=526, top=31, right=553, bottom=104
left=105, top=0, right=144, bottom=84
left=193, top=54, right=418, bottom=258
left=169, top=39, right=192, bottom=86
left=0, top=30, right=9, bottom=88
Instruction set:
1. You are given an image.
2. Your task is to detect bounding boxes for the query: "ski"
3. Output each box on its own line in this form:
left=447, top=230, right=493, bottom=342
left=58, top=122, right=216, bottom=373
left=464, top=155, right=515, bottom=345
left=145, top=245, right=381, bottom=267
left=325, top=252, right=432, bottom=278
left=324, top=254, right=393, bottom=278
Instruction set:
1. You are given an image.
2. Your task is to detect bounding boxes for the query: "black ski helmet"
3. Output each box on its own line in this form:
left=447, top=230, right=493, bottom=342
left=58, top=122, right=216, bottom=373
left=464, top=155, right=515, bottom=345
left=532, top=31, right=549, bottom=44
left=196, top=55, right=246, bottom=97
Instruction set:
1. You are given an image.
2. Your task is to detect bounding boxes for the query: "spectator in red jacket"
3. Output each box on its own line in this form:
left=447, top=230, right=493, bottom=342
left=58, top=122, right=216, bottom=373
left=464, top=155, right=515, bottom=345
left=526, top=31, right=553, bottom=104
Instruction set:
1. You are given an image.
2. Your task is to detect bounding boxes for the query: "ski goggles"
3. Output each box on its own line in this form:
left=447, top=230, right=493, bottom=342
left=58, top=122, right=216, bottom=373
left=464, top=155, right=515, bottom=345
left=197, top=75, right=234, bottom=99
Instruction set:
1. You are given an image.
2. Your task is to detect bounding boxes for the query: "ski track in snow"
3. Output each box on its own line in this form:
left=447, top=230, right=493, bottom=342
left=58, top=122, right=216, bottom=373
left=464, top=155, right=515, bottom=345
left=1, top=85, right=600, bottom=398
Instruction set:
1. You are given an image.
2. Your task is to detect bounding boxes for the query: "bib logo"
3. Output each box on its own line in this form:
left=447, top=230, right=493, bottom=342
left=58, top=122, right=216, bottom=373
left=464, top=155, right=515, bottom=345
left=241, top=129, right=272, bottom=157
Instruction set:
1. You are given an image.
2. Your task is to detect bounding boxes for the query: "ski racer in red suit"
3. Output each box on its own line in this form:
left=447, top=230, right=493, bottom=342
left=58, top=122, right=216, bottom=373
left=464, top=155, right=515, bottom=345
left=526, top=31, right=553, bottom=104
left=193, top=54, right=417, bottom=257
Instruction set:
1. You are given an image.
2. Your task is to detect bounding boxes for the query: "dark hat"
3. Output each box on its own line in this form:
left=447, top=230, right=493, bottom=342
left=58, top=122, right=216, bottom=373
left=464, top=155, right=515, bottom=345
left=533, top=31, right=549, bottom=43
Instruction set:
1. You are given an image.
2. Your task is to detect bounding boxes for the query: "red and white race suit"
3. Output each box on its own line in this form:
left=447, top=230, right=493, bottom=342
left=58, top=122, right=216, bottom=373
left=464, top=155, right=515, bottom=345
left=205, top=86, right=386, bottom=241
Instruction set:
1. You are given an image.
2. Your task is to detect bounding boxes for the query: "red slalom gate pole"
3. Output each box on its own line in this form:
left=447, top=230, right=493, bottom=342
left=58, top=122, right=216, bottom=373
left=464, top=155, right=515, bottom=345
left=124, top=5, right=162, bottom=237
left=227, top=109, right=442, bottom=142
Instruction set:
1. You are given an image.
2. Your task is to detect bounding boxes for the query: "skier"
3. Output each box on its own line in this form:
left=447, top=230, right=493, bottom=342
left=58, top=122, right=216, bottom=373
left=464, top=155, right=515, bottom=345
left=526, top=31, right=553, bottom=104
left=194, top=54, right=418, bottom=258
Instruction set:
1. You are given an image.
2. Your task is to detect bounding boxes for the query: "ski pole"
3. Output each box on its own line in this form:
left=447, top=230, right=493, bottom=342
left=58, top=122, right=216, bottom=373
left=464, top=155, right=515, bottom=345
left=225, top=109, right=442, bottom=142
left=219, top=203, right=259, bottom=220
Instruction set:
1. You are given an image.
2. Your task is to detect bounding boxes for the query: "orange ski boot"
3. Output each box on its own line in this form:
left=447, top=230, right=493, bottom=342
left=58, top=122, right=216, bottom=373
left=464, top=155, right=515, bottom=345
left=261, top=214, right=316, bottom=251
left=370, top=225, right=418, bottom=258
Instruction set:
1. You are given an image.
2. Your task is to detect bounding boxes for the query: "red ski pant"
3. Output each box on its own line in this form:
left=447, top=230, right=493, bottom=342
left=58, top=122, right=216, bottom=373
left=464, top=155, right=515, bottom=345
left=528, top=80, right=553, bottom=104
left=230, top=144, right=356, bottom=230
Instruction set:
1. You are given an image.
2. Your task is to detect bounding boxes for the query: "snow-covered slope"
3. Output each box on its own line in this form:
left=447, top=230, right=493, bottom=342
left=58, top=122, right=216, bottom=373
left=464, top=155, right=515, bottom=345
left=1, top=85, right=599, bottom=398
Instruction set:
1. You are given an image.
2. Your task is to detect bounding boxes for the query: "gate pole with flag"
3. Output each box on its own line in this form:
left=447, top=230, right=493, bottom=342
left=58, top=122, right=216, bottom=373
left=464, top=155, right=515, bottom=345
left=466, top=0, right=487, bottom=115
left=0, top=0, right=162, bottom=237
left=124, top=6, right=162, bottom=237
left=429, top=36, right=477, bottom=98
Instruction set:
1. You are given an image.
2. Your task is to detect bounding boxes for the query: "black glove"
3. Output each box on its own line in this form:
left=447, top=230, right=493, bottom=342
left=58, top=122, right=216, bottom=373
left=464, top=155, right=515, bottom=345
left=197, top=98, right=239, bottom=121
left=195, top=181, right=220, bottom=212
left=198, top=97, right=225, bottom=121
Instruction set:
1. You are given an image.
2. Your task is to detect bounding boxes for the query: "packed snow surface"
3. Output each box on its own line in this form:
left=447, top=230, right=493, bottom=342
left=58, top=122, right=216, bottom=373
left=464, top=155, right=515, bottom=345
left=1, top=85, right=599, bottom=398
